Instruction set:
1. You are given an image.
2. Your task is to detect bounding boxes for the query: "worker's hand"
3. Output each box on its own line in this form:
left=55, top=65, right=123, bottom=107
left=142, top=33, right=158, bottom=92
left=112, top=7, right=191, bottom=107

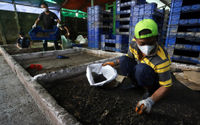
left=57, top=23, right=61, bottom=28
left=102, top=62, right=115, bottom=67
left=67, top=32, right=70, bottom=36
left=32, top=24, right=37, bottom=29
left=135, top=97, right=154, bottom=114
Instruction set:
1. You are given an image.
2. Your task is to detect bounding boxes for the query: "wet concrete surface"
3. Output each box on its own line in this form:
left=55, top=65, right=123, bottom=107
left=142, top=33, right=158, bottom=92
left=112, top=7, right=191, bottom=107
left=40, top=73, right=200, bottom=125
left=20, top=53, right=104, bottom=76
left=2, top=45, right=44, bottom=55
left=0, top=55, right=49, bottom=125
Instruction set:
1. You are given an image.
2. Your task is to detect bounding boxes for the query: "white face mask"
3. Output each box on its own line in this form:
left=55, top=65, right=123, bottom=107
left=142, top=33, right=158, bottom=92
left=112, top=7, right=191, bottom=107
left=42, top=8, right=48, bottom=12
left=137, top=44, right=155, bottom=55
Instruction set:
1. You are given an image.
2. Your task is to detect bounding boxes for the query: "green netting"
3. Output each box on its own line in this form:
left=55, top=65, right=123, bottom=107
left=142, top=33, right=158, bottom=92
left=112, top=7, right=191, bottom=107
left=61, top=8, right=87, bottom=19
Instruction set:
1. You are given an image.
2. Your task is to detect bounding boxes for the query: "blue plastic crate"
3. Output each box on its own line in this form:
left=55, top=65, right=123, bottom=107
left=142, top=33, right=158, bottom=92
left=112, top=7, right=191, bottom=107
left=165, top=37, right=176, bottom=46
left=181, top=6, right=191, bottom=12
left=169, top=32, right=177, bottom=37
left=183, top=44, right=192, bottom=50
left=139, top=4, right=145, bottom=8
left=29, top=26, right=59, bottom=41
left=172, top=56, right=200, bottom=64
left=144, top=15, right=154, bottom=19
left=169, top=14, right=180, bottom=22
left=133, top=6, right=139, bottom=12
left=179, top=19, right=188, bottom=25
left=137, top=0, right=146, bottom=5
left=191, top=4, right=200, bottom=11
left=144, top=9, right=154, bottom=14
left=171, top=1, right=182, bottom=8
left=167, top=25, right=178, bottom=34
left=94, top=28, right=102, bottom=34
left=101, top=35, right=105, bottom=42
left=168, top=20, right=179, bottom=25
left=145, top=3, right=157, bottom=10
left=185, top=32, right=195, bottom=37
left=171, top=7, right=182, bottom=13
left=188, top=19, right=199, bottom=25
left=191, top=45, right=200, bottom=51
left=139, top=8, right=145, bottom=15
left=133, top=11, right=139, bottom=16
left=176, top=32, right=185, bottom=38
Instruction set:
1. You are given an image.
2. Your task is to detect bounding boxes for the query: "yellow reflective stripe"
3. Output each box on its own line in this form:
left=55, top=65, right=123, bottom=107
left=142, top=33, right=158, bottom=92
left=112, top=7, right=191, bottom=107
left=129, top=46, right=139, bottom=60
left=141, top=60, right=145, bottom=63
left=159, top=79, right=172, bottom=86
left=157, top=46, right=167, bottom=60
left=156, top=60, right=171, bottom=69
left=168, top=55, right=171, bottom=63
left=142, top=57, right=156, bottom=70
left=132, top=38, right=136, bottom=41
left=155, top=65, right=170, bottom=73
left=126, top=54, right=132, bottom=58
left=164, top=84, right=172, bottom=87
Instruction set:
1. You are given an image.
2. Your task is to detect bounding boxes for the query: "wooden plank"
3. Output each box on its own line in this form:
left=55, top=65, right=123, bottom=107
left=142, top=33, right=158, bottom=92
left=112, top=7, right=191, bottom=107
left=174, top=72, right=200, bottom=91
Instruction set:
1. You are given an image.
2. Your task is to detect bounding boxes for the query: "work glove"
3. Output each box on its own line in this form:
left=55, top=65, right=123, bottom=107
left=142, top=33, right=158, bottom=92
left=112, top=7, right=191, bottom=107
left=32, top=24, right=37, bottom=29
left=135, top=97, right=154, bottom=114
left=102, top=61, right=115, bottom=67
left=57, top=23, right=61, bottom=28
left=67, top=32, right=70, bottom=36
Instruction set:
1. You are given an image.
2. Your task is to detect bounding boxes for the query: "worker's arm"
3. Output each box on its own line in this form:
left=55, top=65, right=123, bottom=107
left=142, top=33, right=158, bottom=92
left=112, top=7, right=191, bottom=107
left=136, top=85, right=171, bottom=114
left=102, top=59, right=120, bottom=67
left=151, top=86, right=171, bottom=102
left=64, top=26, right=70, bottom=36
left=34, top=18, right=40, bottom=25
left=16, top=43, right=22, bottom=49
left=32, top=18, right=40, bottom=28
left=56, top=19, right=61, bottom=24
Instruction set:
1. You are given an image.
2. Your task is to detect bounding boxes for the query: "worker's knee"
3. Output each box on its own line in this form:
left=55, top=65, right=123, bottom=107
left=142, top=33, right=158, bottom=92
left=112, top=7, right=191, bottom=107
left=119, top=56, right=129, bottom=65
left=135, top=63, right=156, bottom=86
left=119, top=56, right=136, bottom=76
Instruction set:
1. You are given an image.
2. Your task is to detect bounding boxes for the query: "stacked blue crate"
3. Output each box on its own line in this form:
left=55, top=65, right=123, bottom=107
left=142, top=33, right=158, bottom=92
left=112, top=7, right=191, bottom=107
left=129, top=3, right=165, bottom=44
left=116, top=0, right=146, bottom=36
left=87, top=6, right=104, bottom=49
left=101, top=34, right=129, bottom=53
left=165, top=0, right=200, bottom=64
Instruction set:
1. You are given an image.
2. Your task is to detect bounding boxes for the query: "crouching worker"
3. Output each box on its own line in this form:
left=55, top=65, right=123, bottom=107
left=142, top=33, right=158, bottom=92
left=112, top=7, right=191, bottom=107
left=16, top=32, right=31, bottom=49
left=103, top=19, right=172, bottom=114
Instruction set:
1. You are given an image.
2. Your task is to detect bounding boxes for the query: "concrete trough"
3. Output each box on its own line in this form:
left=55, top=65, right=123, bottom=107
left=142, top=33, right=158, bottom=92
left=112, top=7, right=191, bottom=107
left=0, top=46, right=123, bottom=125
left=1, top=46, right=200, bottom=125
left=1, top=44, right=44, bottom=55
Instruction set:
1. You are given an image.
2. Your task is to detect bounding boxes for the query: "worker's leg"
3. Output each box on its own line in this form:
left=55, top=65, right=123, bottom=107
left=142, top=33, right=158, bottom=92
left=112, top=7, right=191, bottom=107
left=54, top=40, right=59, bottom=50
left=43, top=40, right=48, bottom=51
left=134, top=63, right=159, bottom=97
left=119, top=56, right=137, bottom=77
left=118, top=56, right=139, bottom=89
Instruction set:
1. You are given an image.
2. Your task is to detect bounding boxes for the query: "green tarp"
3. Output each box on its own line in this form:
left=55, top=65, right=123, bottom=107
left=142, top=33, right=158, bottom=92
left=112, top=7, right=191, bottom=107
left=61, top=8, right=87, bottom=19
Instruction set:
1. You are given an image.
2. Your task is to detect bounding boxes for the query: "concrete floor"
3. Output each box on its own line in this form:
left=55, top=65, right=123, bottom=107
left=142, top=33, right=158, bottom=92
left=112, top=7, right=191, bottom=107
left=0, top=55, right=49, bottom=125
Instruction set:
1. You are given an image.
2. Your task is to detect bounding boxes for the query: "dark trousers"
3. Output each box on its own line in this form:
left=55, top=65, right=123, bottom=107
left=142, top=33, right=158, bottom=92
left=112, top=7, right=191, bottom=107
left=119, top=56, right=159, bottom=92
left=43, top=40, right=59, bottom=51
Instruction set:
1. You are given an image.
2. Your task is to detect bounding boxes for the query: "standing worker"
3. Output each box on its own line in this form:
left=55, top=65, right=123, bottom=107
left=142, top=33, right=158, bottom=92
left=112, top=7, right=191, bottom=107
left=32, top=2, right=60, bottom=51
left=59, top=23, right=72, bottom=49
left=103, top=19, right=172, bottom=114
